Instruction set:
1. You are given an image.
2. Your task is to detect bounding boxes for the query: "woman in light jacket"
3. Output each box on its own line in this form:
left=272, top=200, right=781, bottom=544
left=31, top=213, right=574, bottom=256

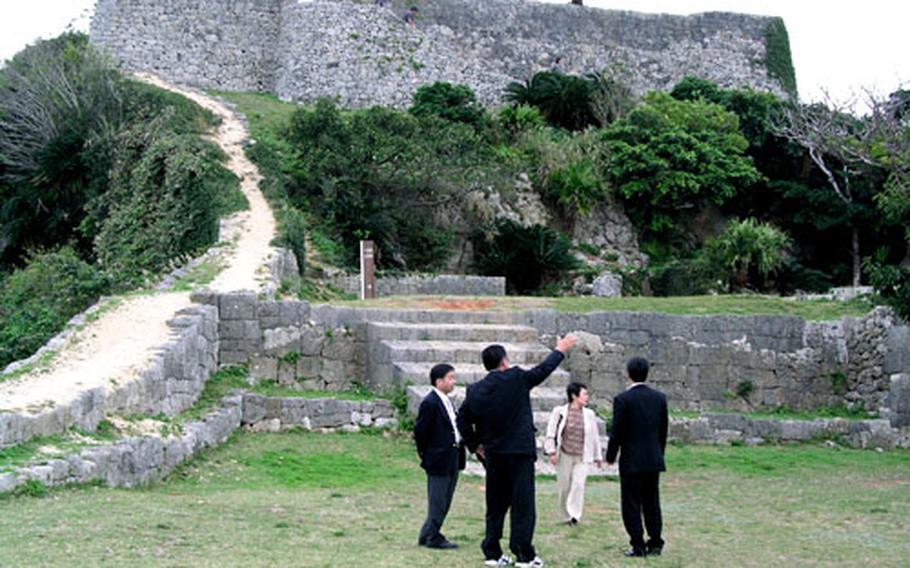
left=544, top=382, right=604, bottom=525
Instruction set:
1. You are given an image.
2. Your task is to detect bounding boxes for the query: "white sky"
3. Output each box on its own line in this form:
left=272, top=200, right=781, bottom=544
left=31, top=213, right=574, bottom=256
left=1, top=0, right=907, bottom=110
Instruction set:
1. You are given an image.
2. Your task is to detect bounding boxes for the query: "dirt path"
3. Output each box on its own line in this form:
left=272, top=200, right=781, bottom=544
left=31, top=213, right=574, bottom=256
left=0, top=76, right=275, bottom=414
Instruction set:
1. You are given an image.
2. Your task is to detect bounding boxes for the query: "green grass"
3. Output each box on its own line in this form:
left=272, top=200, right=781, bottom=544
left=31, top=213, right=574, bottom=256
left=170, top=257, right=227, bottom=292
left=212, top=91, right=300, bottom=138
left=0, top=421, right=120, bottom=472
left=670, top=404, right=875, bottom=422
left=248, top=382, right=378, bottom=401
left=0, top=433, right=907, bottom=566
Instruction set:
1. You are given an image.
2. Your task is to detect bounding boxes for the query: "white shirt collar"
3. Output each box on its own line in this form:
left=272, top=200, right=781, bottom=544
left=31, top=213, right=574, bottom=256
left=431, top=386, right=462, bottom=444
left=627, top=382, right=648, bottom=390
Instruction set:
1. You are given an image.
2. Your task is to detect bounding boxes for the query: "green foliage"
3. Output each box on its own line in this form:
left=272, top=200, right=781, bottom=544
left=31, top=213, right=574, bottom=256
left=408, top=82, right=486, bottom=128
left=504, top=71, right=597, bottom=131
left=181, top=365, right=249, bottom=421
left=0, top=33, right=125, bottom=263
left=473, top=219, right=579, bottom=294
left=0, top=248, right=110, bottom=368
left=736, top=380, right=755, bottom=399
left=864, top=251, right=910, bottom=321
left=13, top=479, right=49, bottom=498
left=648, top=256, right=716, bottom=296
left=763, top=18, right=798, bottom=97
left=273, top=206, right=307, bottom=275
left=705, top=218, right=791, bottom=292
left=93, top=118, right=232, bottom=285
left=545, top=157, right=604, bottom=215
left=496, top=104, right=546, bottom=137
left=601, top=92, right=761, bottom=236
left=285, top=100, right=494, bottom=270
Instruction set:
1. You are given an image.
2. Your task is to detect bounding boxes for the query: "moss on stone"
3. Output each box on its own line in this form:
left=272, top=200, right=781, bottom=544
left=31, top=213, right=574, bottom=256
left=763, top=17, right=797, bottom=97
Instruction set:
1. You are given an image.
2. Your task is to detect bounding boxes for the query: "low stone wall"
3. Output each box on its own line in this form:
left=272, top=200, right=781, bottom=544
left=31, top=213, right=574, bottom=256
left=241, top=394, right=397, bottom=431
left=533, top=307, right=907, bottom=416
left=0, top=305, right=219, bottom=448
left=671, top=413, right=910, bottom=450
left=0, top=394, right=241, bottom=494
left=325, top=274, right=506, bottom=297
left=0, top=392, right=398, bottom=494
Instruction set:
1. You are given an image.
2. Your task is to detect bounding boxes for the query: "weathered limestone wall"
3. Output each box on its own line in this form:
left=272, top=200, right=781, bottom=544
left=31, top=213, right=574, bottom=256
left=0, top=305, right=219, bottom=448
left=90, top=0, right=792, bottom=107
left=324, top=274, right=506, bottom=297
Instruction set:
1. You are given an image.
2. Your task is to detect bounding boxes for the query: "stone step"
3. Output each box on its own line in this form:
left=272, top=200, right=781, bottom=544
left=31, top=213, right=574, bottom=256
left=394, top=362, right=571, bottom=387
left=367, top=321, right=542, bottom=343
left=406, top=386, right=596, bottom=423
left=378, top=340, right=553, bottom=365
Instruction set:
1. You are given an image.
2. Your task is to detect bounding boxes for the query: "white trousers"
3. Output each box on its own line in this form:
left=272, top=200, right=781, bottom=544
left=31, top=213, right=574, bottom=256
left=556, top=451, right=589, bottom=522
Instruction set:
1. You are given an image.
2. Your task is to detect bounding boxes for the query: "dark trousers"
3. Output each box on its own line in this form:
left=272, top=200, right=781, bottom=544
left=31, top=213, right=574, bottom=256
left=482, top=453, right=537, bottom=562
left=419, top=472, right=458, bottom=545
left=620, top=472, right=663, bottom=550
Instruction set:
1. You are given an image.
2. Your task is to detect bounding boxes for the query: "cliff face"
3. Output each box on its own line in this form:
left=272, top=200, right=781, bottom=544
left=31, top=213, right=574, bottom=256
left=90, top=0, right=794, bottom=107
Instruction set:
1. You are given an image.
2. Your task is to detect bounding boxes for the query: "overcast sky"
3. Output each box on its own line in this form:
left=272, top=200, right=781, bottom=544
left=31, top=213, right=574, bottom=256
left=1, top=0, right=907, bottom=111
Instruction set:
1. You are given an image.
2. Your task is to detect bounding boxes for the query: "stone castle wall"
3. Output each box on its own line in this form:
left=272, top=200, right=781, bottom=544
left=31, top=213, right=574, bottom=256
left=90, top=0, right=791, bottom=107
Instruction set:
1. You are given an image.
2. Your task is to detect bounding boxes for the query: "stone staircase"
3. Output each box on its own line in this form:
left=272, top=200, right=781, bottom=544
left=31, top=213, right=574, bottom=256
left=365, top=318, right=614, bottom=475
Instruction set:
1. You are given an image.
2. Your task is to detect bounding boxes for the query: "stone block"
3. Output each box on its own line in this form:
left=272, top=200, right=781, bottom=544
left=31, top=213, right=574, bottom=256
left=884, top=326, right=910, bottom=374
left=250, top=356, right=277, bottom=381
left=219, top=293, right=257, bottom=320
left=888, top=373, right=910, bottom=428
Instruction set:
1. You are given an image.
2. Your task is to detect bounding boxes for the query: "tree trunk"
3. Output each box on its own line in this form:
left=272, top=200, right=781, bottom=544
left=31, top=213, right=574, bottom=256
left=851, top=225, right=861, bottom=286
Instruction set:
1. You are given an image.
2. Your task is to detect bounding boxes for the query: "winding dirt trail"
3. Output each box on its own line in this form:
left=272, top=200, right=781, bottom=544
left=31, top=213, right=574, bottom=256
left=0, top=75, right=276, bottom=414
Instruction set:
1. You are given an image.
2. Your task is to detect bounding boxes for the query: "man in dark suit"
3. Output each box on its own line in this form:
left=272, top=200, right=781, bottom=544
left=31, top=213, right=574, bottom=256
left=457, top=335, right=577, bottom=568
left=414, top=363, right=465, bottom=550
left=606, top=357, right=669, bottom=558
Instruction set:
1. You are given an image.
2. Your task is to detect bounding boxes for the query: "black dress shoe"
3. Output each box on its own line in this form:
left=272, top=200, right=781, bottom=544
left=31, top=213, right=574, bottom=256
left=645, top=545, right=662, bottom=556
left=426, top=540, right=459, bottom=549
left=624, top=547, right=647, bottom=557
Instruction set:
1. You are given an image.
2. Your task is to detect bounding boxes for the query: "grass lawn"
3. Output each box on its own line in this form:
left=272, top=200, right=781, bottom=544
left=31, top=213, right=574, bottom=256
left=333, top=294, right=873, bottom=321
left=1, top=433, right=908, bottom=567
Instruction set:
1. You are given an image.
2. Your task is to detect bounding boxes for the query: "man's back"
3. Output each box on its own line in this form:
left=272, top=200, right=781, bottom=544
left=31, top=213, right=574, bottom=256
left=606, top=385, right=668, bottom=475
left=459, top=350, right=565, bottom=456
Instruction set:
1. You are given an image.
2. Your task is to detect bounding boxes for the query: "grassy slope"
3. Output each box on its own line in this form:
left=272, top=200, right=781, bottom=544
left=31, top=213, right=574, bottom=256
left=1, top=432, right=907, bottom=567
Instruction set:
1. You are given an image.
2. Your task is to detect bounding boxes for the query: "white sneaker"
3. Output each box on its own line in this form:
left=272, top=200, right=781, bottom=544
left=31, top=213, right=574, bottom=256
left=484, top=556, right=515, bottom=566
left=515, top=557, right=544, bottom=568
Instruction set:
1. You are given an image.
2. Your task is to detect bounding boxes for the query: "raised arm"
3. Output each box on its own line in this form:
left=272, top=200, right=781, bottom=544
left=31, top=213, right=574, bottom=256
left=522, top=335, right=577, bottom=388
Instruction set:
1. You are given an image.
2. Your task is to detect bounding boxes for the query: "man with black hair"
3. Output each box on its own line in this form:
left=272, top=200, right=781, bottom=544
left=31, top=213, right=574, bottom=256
left=414, top=363, right=465, bottom=550
left=606, top=357, right=669, bottom=558
left=457, top=335, right=577, bottom=568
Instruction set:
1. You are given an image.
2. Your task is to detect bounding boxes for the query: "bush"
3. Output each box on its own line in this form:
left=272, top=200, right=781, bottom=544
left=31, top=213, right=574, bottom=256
left=864, top=252, right=910, bottom=321
left=649, top=257, right=716, bottom=296
left=0, top=248, right=110, bottom=368
left=285, top=100, right=496, bottom=270
left=273, top=206, right=307, bottom=276
left=705, top=218, right=791, bottom=292
left=409, top=82, right=486, bottom=129
left=496, top=105, right=546, bottom=138
left=546, top=157, right=604, bottom=215
left=94, top=119, right=231, bottom=285
left=601, top=92, right=761, bottom=236
left=504, top=71, right=597, bottom=131
left=473, top=219, right=579, bottom=294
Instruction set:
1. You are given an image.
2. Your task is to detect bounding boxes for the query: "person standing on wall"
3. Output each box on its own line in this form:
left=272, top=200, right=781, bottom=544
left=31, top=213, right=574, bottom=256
left=414, top=363, right=465, bottom=550
left=458, top=335, right=578, bottom=568
left=606, top=357, right=669, bottom=558
left=543, top=382, right=603, bottom=526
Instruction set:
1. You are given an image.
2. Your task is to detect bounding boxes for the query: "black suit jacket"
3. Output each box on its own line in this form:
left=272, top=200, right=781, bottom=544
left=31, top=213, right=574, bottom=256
left=457, top=350, right=565, bottom=457
left=414, top=390, right=466, bottom=476
left=605, top=384, right=669, bottom=475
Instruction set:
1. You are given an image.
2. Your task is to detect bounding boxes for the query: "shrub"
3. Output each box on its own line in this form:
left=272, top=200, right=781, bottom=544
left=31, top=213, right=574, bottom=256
left=473, top=219, right=579, bottom=294
left=546, top=157, right=604, bottom=215
left=94, top=119, right=231, bottom=285
left=601, top=92, right=761, bottom=236
left=864, top=251, right=910, bottom=321
left=705, top=218, right=791, bottom=292
left=409, top=82, right=486, bottom=129
left=0, top=248, right=110, bottom=368
left=497, top=105, right=546, bottom=137
left=504, top=71, right=597, bottom=131
left=649, top=257, right=716, bottom=296
left=273, top=206, right=307, bottom=276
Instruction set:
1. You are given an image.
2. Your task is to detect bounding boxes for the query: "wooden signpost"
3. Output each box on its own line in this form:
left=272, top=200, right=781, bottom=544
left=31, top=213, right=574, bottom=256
left=360, top=240, right=376, bottom=300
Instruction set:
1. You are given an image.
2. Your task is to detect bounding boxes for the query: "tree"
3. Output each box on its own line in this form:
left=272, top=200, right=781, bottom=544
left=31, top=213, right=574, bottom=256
left=601, top=92, right=761, bottom=236
left=409, top=82, right=486, bottom=129
left=774, top=91, right=910, bottom=285
left=504, top=72, right=597, bottom=131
